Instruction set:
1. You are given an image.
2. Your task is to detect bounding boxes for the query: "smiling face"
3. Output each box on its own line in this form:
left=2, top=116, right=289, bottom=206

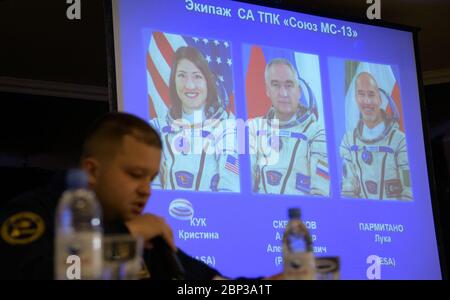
left=355, top=72, right=383, bottom=128
left=266, top=62, right=301, bottom=121
left=175, top=59, right=208, bottom=114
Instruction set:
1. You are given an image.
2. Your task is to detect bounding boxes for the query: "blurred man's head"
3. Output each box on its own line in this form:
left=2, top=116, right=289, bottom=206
left=265, top=58, right=301, bottom=121
left=80, top=112, right=162, bottom=222
left=355, top=72, right=383, bottom=128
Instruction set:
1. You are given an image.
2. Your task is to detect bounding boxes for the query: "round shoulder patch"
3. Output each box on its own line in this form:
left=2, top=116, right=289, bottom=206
left=1, top=212, right=45, bottom=245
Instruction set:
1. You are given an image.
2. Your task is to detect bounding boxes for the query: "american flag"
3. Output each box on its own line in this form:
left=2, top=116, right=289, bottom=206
left=147, top=31, right=235, bottom=118
left=225, top=155, right=240, bottom=175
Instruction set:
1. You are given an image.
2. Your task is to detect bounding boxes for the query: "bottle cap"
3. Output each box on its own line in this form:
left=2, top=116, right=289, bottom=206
left=288, top=208, right=301, bottom=219
left=66, top=169, right=89, bottom=189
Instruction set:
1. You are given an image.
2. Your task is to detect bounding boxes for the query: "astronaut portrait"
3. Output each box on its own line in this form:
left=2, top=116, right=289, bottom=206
left=146, top=31, right=240, bottom=193
left=339, top=61, right=412, bottom=200
left=245, top=45, right=330, bottom=196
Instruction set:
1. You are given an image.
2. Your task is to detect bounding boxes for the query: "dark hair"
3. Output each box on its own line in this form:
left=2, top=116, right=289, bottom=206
left=168, top=46, right=219, bottom=119
left=81, top=112, right=162, bottom=160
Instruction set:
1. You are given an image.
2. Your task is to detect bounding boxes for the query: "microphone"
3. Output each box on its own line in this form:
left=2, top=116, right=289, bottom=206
left=151, top=236, right=186, bottom=280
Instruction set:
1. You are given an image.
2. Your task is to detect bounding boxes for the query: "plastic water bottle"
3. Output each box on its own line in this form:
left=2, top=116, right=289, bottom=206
left=55, top=169, right=103, bottom=280
left=282, top=208, right=316, bottom=280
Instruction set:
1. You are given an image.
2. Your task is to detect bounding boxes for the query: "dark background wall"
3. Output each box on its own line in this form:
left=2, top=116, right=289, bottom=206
left=1, top=0, right=449, bottom=278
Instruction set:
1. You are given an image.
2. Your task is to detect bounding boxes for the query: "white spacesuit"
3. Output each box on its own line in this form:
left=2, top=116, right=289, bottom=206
left=150, top=107, right=240, bottom=193
left=249, top=106, right=330, bottom=196
left=340, top=111, right=412, bottom=200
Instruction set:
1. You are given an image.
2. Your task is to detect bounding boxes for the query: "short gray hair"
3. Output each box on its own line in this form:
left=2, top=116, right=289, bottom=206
left=264, top=58, right=300, bottom=85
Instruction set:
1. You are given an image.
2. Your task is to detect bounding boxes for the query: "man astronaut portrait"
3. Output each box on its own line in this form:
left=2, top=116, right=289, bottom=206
left=248, top=58, right=330, bottom=196
left=339, top=71, right=412, bottom=200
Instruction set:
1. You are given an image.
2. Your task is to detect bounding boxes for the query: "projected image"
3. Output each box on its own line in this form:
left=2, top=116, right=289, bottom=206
left=339, top=60, right=413, bottom=200
left=113, top=0, right=442, bottom=279
left=146, top=31, right=240, bottom=193
left=244, top=45, right=330, bottom=196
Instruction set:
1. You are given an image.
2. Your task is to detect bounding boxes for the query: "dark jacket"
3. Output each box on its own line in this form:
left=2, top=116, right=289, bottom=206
left=0, top=173, right=220, bottom=280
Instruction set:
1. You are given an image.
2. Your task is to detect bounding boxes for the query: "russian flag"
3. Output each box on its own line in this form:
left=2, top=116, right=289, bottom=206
left=316, top=160, right=330, bottom=180
left=244, top=45, right=323, bottom=122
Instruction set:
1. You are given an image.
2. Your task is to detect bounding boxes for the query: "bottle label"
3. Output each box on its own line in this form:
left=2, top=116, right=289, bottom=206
left=283, top=251, right=316, bottom=280
left=55, top=232, right=103, bottom=280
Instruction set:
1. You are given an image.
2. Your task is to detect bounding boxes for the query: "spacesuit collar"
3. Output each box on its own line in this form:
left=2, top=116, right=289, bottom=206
left=265, top=106, right=311, bottom=129
left=356, top=110, right=398, bottom=144
left=362, top=121, right=385, bottom=140
left=166, top=106, right=227, bottom=132
left=182, top=108, right=205, bottom=124
left=277, top=113, right=298, bottom=126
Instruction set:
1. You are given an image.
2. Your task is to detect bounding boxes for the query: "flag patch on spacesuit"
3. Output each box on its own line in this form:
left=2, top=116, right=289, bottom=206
left=266, top=170, right=282, bottom=186
left=175, top=171, right=194, bottom=188
left=402, top=170, right=411, bottom=187
left=295, top=173, right=311, bottom=193
left=365, top=180, right=378, bottom=194
left=316, top=160, right=329, bottom=180
left=385, top=179, right=403, bottom=198
left=225, top=155, right=240, bottom=175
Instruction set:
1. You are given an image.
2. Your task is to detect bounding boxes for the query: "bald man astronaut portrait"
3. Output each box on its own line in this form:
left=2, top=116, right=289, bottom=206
left=339, top=67, right=412, bottom=201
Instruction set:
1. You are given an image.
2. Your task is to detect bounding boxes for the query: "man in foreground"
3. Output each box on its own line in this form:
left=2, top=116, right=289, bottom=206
left=0, top=112, right=222, bottom=279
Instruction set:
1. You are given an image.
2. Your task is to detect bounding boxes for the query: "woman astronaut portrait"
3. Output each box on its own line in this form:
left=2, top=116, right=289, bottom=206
left=149, top=45, right=240, bottom=193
